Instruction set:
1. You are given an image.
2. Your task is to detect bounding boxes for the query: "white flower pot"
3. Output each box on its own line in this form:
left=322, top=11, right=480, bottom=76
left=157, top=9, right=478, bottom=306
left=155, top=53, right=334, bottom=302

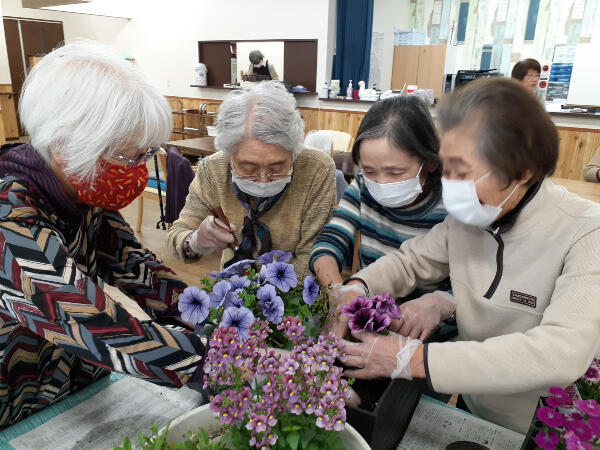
left=165, top=404, right=370, bottom=449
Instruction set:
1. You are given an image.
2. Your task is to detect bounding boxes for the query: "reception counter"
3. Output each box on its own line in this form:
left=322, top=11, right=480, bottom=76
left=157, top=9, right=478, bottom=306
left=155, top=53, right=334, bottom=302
left=167, top=87, right=600, bottom=182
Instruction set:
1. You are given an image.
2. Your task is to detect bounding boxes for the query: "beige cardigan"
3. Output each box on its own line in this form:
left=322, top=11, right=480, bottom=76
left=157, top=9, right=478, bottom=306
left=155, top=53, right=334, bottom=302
left=354, top=179, right=600, bottom=433
left=583, top=147, right=600, bottom=182
left=166, top=148, right=336, bottom=279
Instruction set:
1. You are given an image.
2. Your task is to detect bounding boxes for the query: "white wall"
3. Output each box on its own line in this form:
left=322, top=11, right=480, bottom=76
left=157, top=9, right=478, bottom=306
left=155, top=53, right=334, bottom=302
left=0, top=1, right=11, bottom=84
left=0, top=0, right=133, bottom=85
left=1, top=0, right=334, bottom=101
left=372, top=0, right=409, bottom=90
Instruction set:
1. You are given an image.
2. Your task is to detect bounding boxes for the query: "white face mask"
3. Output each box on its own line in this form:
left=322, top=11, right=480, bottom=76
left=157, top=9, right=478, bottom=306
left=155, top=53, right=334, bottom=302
left=362, top=165, right=423, bottom=208
left=441, top=171, right=519, bottom=227
left=231, top=170, right=292, bottom=198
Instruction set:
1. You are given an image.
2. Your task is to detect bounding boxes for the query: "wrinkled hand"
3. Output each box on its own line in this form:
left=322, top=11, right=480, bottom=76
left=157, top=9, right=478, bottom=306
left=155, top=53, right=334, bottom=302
left=190, top=216, right=237, bottom=252
left=324, top=283, right=367, bottom=339
left=343, top=331, right=421, bottom=380
left=390, top=292, right=455, bottom=340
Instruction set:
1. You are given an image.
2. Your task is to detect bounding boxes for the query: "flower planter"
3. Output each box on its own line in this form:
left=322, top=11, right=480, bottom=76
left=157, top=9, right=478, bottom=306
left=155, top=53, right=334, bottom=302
left=164, top=404, right=370, bottom=449
left=347, top=323, right=457, bottom=450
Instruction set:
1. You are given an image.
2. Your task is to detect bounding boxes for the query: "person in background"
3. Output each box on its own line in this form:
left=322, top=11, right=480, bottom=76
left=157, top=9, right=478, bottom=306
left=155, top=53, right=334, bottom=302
left=310, top=96, right=447, bottom=303
left=583, top=147, right=600, bottom=182
left=511, top=58, right=541, bottom=92
left=0, top=40, right=206, bottom=429
left=248, top=50, right=279, bottom=80
left=303, top=130, right=348, bottom=203
left=337, top=78, right=600, bottom=433
left=167, top=82, right=336, bottom=279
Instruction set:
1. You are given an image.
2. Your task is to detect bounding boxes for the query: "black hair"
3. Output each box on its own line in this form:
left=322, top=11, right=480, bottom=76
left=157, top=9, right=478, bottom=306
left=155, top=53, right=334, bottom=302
left=351, top=95, right=441, bottom=184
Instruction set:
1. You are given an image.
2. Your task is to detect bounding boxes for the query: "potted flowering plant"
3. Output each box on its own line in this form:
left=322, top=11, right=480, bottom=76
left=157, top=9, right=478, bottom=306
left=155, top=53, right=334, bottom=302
left=177, top=251, right=329, bottom=348
left=522, top=358, right=600, bottom=450
left=165, top=318, right=368, bottom=449
left=340, top=292, right=442, bottom=449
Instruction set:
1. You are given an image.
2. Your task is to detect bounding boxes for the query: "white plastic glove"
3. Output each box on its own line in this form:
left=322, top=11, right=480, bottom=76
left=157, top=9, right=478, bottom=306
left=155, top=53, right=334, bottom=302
left=325, top=282, right=368, bottom=339
left=391, top=291, right=455, bottom=340
left=188, top=216, right=237, bottom=254
left=343, top=331, right=422, bottom=380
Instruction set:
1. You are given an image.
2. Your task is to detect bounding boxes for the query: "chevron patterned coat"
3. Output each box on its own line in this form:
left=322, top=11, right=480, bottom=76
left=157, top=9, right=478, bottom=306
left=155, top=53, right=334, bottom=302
left=0, top=146, right=205, bottom=429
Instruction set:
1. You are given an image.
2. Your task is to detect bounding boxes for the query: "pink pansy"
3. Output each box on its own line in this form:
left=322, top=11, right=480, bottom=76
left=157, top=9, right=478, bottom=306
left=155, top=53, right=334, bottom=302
left=584, top=366, right=600, bottom=382
left=575, top=399, right=600, bottom=417
left=537, top=406, right=565, bottom=428
left=566, top=419, right=594, bottom=441
left=587, top=416, right=600, bottom=438
left=535, top=429, right=560, bottom=450
left=549, top=387, right=573, bottom=406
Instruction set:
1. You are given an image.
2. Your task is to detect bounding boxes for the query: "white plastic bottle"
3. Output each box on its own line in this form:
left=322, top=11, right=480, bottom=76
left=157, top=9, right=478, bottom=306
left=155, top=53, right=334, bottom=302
left=346, top=80, right=353, bottom=99
left=194, top=63, right=207, bottom=86
left=321, top=81, right=329, bottom=99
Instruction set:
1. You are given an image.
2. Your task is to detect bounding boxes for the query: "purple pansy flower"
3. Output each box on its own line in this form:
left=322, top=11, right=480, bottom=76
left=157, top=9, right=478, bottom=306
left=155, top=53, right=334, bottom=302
left=348, top=308, right=374, bottom=333
left=229, top=275, right=252, bottom=290
left=257, top=285, right=284, bottom=323
left=209, top=280, right=233, bottom=308
left=178, top=286, right=210, bottom=325
left=371, top=311, right=392, bottom=332
left=220, top=306, right=254, bottom=340
left=302, top=275, right=319, bottom=306
left=257, top=250, right=293, bottom=264
left=536, top=406, right=565, bottom=428
left=535, top=429, right=560, bottom=450
left=263, top=262, right=298, bottom=292
left=223, top=288, right=244, bottom=308
left=341, top=296, right=373, bottom=317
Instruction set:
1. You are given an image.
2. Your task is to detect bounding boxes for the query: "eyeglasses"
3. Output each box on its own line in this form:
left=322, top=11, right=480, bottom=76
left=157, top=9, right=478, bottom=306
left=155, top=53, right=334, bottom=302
left=231, top=163, right=293, bottom=182
left=524, top=73, right=540, bottom=79
left=112, top=146, right=161, bottom=167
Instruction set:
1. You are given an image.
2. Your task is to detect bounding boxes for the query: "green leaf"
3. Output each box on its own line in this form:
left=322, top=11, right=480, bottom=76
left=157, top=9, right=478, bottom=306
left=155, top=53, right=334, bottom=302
left=299, top=427, right=317, bottom=448
left=287, top=431, right=300, bottom=450
left=137, top=431, right=145, bottom=447
left=282, top=425, right=302, bottom=432
left=306, top=443, right=320, bottom=450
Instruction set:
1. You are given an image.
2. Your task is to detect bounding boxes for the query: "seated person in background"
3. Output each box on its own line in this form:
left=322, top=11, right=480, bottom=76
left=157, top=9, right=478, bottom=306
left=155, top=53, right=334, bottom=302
left=303, top=130, right=348, bottom=203
left=248, top=50, right=279, bottom=80
left=583, top=147, right=600, bottom=182
left=167, top=82, right=336, bottom=279
left=310, top=96, right=447, bottom=294
left=511, top=58, right=541, bottom=93
left=0, top=41, right=206, bottom=429
left=337, top=78, right=600, bottom=433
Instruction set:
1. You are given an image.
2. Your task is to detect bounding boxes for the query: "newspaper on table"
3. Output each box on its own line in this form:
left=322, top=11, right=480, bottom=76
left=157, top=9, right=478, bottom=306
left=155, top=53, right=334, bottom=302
left=397, top=395, right=525, bottom=450
left=9, top=376, right=203, bottom=450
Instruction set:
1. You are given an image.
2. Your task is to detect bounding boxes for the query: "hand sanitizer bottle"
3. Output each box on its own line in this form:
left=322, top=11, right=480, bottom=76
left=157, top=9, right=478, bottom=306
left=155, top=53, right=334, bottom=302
left=346, top=80, right=353, bottom=99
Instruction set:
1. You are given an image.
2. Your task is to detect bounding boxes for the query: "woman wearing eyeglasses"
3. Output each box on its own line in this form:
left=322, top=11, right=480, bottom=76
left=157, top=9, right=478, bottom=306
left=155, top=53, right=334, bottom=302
left=167, top=81, right=337, bottom=278
left=511, top=58, right=541, bottom=93
left=0, top=41, right=207, bottom=429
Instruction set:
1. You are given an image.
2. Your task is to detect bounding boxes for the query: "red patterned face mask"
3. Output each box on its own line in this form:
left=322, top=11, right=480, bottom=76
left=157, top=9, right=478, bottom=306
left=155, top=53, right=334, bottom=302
left=69, top=160, right=148, bottom=210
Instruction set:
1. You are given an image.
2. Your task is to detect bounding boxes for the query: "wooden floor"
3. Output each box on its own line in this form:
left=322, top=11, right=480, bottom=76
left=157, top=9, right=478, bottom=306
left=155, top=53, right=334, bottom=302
left=120, top=198, right=221, bottom=287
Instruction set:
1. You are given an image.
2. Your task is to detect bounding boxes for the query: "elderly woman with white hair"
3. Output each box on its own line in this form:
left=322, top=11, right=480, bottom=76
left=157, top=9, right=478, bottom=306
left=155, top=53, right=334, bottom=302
left=304, top=130, right=348, bottom=203
left=167, top=82, right=337, bottom=278
left=0, top=41, right=207, bottom=429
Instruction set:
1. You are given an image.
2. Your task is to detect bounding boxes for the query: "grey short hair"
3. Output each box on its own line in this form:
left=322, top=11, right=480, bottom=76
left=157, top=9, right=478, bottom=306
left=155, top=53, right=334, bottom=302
left=19, top=39, right=172, bottom=182
left=215, top=81, right=305, bottom=160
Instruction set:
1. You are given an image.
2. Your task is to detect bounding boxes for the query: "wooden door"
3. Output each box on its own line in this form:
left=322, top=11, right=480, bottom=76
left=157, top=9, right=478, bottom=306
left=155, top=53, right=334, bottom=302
left=2, top=18, right=64, bottom=137
left=416, top=45, right=446, bottom=97
left=391, top=46, right=420, bottom=90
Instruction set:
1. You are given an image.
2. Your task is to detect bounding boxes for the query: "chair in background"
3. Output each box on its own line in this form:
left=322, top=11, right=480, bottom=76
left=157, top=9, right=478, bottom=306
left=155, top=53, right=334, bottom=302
left=136, top=149, right=167, bottom=232
left=328, top=130, right=354, bottom=152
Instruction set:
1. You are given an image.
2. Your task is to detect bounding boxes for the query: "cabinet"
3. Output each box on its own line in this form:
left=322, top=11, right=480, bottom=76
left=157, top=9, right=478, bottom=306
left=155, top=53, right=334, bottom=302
left=391, top=45, right=447, bottom=97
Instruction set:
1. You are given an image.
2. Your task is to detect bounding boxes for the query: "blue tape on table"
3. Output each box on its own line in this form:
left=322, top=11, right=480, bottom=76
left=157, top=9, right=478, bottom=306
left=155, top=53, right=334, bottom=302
left=0, top=372, right=126, bottom=449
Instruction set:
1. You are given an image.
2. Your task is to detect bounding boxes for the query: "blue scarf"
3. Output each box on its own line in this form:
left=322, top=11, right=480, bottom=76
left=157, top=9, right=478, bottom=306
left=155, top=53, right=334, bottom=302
left=232, top=183, right=288, bottom=261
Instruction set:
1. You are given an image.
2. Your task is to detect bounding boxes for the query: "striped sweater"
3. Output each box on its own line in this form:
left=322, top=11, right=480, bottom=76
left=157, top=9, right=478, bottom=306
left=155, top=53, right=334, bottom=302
left=310, top=174, right=447, bottom=279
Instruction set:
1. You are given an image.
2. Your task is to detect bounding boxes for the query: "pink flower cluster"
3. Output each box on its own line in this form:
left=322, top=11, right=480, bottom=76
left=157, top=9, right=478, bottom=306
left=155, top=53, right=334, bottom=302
left=341, top=292, right=401, bottom=333
left=535, top=359, right=600, bottom=450
left=203, top=317, right=351, bottom=449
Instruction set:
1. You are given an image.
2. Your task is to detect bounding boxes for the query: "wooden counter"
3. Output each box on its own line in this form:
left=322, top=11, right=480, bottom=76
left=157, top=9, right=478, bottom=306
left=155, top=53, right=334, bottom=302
left=165, top=93, right=600, bottom=182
